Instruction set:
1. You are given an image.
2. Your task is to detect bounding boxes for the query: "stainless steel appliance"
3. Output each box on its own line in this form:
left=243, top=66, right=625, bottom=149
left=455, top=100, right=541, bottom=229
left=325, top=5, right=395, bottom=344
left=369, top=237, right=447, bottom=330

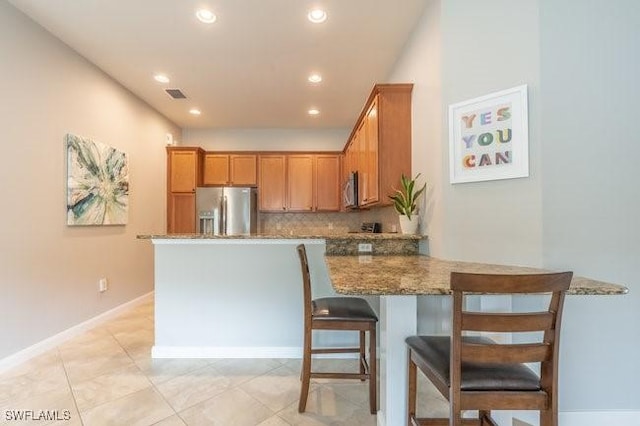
left=196, top=187, right=258, bottom=235
left=343, top=171, right=358, bottom=208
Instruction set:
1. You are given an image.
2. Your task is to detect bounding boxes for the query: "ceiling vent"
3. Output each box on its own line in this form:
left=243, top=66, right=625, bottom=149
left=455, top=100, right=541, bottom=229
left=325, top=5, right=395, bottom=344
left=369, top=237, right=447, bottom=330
left=165, top=89, right=187, bottom=99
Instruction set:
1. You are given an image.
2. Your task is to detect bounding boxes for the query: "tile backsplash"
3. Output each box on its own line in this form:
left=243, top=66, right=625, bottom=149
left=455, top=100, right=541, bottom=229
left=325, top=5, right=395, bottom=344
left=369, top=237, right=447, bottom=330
left=260, top=206, right=402, bottom=235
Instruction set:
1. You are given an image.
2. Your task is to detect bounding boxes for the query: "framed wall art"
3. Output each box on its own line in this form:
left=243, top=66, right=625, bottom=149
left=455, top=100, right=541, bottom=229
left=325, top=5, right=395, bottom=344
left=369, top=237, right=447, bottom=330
left=448, top=85, right=529, bottom=184
left=66, top=133, right=129, bottom=225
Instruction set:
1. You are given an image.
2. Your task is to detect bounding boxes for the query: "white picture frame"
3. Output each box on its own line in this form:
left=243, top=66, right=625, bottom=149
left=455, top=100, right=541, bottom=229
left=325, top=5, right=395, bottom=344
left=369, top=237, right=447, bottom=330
left=448, top=84, right=529, bottom=184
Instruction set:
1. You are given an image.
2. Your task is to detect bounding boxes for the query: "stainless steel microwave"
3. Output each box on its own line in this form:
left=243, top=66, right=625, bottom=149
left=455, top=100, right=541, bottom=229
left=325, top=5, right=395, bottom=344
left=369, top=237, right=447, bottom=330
left=343, top=171, right=358, bottom=208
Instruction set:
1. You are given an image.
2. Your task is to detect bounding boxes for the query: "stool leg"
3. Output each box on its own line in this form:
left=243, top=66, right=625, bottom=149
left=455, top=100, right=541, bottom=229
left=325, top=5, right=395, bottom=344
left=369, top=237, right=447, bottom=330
left=408, top=352, right=416, bottom=426
left=369, top=325, right=377, bottom=414
left=298, top=327, right=312, bottom=412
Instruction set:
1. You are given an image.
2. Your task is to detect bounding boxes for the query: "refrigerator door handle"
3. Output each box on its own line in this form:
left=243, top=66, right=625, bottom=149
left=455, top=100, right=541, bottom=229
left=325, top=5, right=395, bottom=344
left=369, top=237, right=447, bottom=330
left=223, top=195, right=228, bottom=235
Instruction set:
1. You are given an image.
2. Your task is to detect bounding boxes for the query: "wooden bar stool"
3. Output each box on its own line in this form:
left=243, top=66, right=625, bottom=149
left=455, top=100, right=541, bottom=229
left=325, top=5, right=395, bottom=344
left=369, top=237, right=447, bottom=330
left=406, top=271, right=572, bottom=426
left=296, top=244, right=378, bottom=414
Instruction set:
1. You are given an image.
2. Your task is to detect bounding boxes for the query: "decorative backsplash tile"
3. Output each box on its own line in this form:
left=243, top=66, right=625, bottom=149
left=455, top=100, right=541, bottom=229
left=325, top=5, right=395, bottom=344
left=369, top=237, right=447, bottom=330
left=259, top=206, right=403, bottom=235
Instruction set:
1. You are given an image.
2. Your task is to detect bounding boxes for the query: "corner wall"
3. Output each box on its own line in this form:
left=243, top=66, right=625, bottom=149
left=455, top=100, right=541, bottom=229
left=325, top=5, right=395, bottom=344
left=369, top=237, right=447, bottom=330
left=0, top=3, right=180, bottom=359
left=389, top=0, right=639, bottom=416
left=539, top=0, right=640, bottom=410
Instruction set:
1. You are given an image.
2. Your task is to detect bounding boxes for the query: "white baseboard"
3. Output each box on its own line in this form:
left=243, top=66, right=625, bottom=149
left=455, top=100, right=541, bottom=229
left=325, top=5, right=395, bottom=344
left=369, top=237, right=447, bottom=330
left=495, top=410, right=640, bottom=426
left=0, top=292, right=154, bottom=374
left=380, top=410, right=640, bottom=426
left=152, top=346, right=302, bottom=358
left=151, top=345, right=363, bottom=359
left=559, top=411, right=640, bottom=426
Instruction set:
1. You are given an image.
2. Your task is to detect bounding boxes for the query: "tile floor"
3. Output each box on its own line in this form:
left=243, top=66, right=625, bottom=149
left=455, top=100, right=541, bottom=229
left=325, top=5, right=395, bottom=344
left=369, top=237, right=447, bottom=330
left=0, top=299, right=448, bottom=425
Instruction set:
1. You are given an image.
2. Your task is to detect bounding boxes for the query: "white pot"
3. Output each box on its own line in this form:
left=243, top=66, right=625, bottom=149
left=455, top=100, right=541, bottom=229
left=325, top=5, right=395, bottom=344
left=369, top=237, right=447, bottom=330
left=398, top=215, right=419, bottom=235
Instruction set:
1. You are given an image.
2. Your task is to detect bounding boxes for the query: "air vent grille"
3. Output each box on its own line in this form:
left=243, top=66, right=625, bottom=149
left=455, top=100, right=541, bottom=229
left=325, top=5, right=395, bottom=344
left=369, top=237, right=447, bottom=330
left=165, top=89, right=187, bottom=99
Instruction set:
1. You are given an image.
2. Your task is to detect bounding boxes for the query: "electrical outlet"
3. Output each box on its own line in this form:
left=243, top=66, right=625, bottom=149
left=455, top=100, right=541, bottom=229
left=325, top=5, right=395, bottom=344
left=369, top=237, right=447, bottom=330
left=328, top=222, right=334, bottom=230
left=98, top=278, right=108, bottom=293
left=358, top=243, right=372, bottom=253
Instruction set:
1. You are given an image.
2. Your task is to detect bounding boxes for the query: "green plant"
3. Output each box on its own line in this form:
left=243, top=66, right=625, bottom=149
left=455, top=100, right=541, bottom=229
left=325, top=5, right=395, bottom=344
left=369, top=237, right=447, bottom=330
left=388, top=174, right=426, bottom=220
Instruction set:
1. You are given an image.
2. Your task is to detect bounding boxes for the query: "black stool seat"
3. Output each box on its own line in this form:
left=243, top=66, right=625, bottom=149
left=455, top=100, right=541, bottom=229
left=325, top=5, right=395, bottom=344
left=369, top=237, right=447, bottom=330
left=312, top=297, right=378, bottom=322
left=406, top=335, right=541, bottom=391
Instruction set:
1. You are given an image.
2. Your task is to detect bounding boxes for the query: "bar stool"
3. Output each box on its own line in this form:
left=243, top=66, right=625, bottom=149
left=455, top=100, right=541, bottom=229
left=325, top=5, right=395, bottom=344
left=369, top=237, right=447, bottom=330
left=406, top=271, right=572, bottom=426
left=296, top=244, right=378, bottom=414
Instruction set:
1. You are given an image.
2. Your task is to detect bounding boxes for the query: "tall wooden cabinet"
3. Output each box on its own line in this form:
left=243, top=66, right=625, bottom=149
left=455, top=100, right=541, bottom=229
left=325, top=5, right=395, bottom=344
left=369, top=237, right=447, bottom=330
left=258, top=155, right=287, bottom=212
left=287, top=155, right=314, bottom=212
left=315, top=154, right=341, bottom=211
left=166, top=147, right=203, bottom=233
left=343, top=84, right=412, bottom=209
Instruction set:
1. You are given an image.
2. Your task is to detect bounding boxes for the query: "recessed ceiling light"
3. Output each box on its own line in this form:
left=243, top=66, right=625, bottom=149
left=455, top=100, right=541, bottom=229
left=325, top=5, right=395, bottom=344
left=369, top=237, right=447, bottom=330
left=154, top=74, right=170, bottom=83
left=307, top=9, right=327, bottom=24
left=308, top=108, right=320, bottom=116
left=308, top=73, right=322, bottom=83
left=196, top=9, right=217, bottom=24
left=189, top=108, right=202, bottom=116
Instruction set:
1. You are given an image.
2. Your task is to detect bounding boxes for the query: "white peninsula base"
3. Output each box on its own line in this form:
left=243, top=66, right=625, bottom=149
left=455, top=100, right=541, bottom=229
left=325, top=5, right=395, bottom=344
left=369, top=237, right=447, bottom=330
left=150, top=238, right=375, bottom=359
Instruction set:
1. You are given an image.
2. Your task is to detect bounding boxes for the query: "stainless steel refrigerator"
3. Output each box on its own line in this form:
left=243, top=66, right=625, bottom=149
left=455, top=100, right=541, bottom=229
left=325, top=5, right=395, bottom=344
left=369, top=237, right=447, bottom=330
left=196, top=187, right=258, bottom=235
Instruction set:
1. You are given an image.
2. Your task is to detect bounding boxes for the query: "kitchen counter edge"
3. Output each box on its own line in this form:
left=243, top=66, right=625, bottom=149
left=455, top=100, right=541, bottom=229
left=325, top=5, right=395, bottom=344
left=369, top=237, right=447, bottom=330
left=137, top=233, right=426, bottom=241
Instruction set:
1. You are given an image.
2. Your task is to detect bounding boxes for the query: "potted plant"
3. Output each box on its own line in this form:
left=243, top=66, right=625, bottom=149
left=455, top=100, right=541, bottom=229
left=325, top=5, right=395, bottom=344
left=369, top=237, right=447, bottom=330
left=388, top=173, right=427, bottom=234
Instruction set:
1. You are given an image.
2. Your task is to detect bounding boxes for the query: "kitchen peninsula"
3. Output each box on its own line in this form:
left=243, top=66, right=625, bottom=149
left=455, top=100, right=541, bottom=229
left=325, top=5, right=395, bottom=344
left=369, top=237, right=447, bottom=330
left=140, top=233, right=627, bottom=425
left=138, top=233, right=423, bottom=358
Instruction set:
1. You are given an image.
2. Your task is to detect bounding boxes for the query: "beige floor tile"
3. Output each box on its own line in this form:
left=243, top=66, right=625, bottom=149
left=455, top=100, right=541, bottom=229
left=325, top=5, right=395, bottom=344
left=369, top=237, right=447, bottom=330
left=70, top=363, right=152, bottom=412
left=155, top=365, right=232, bottom=412
left=61, top=347, right=135, bottom=384
left=80, top=387, right=174, bottom=426
left=179, top=388, right=274, bottom=426
left=134, top=358, right=210, bottom=386
left=210, top=358, right=282, bottom=387
left=150, top=414, right=187, bottom=426
left=239, top=364, right=313, bottom=412
left=0, top=386, right=79, bottom=426
left=278, top=386, right=376, bottom=426
left=256, top=416, right=293, bottom=426
left=322, top=382, right=371, bottom=409
left=0, top=356, right=68, bottom=406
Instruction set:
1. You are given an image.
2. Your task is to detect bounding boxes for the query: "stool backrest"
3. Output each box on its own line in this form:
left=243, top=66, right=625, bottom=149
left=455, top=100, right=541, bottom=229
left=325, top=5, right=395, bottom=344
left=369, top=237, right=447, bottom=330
left=449, top=271, right=572, bottom=405
left=296, top=244, right=313, bottom=328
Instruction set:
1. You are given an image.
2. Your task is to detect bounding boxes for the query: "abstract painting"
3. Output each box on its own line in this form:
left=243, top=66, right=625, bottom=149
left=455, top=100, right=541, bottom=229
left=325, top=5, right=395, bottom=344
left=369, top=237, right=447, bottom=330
left=66, top=133, right=129, bottom=225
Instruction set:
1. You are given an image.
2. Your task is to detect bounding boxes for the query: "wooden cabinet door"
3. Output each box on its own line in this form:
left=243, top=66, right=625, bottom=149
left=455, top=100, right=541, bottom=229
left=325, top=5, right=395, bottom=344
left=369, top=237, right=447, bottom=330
left=315, top=155, right=341, bottom=211
left=168, top=193, right=195, bottom=233
left=169, top=150, right=199, bottom=192
left=203, top=154, right=229, bottom=185
left=354, top=122, right=368, bottom=206
left=364, top=96, right=379, bottom=204
left=287, top=155, right=314, bottom=212
left=259, top=155, right=287, bottom=211
left=230, top=155, right=257, bottom=186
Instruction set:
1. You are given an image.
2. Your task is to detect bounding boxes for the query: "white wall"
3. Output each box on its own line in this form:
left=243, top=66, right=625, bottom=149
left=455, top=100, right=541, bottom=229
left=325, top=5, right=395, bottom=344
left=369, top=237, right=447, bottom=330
left=0, top=3, right=180, bottom=359
left=388, top=0, right=639, bottom=415
left=539, top=0, right=640, bottom=410
left=183, top=128, right=349, bottom=152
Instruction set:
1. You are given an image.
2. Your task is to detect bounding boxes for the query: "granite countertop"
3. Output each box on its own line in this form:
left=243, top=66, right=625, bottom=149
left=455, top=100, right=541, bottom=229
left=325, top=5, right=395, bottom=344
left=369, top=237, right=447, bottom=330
left=137, top=233, right=426, bottom=241
left=324, top=255, right=628, bottom=296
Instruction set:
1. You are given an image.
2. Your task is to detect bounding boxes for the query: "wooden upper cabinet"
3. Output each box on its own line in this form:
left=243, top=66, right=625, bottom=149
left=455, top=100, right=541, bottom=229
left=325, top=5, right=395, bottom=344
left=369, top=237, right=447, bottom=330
left=202, top=153, right=257, bottom=186
left=315, top=155, right=341, bottom=211
left=259, top=155, right=287, bottom=212
left=343, top=84, right=412, bottom=208
left=166, top=147, right=202, bottom=233
left=287, top=155, right=314, bottom=212
left=364, top=96, right=379, bottom=205
left=168, top=147, right=201, bottom=192
left=230, top=155, right=257, bottom=185
left=203, top=154, right=229, bottom=185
